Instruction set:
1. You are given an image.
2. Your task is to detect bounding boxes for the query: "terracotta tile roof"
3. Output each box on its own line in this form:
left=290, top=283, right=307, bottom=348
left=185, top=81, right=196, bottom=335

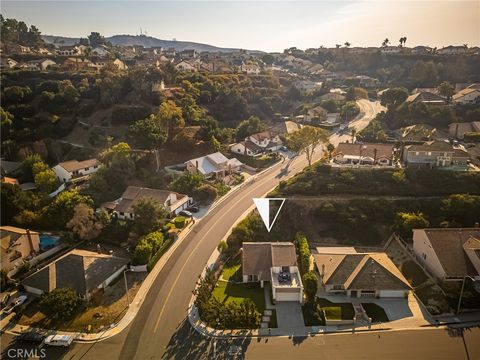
left=242, top=242, right=297, bottom=281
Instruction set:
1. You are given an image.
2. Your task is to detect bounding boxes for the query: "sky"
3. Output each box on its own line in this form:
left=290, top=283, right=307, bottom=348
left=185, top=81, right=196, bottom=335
left=1, top=1, right=479, bottom=52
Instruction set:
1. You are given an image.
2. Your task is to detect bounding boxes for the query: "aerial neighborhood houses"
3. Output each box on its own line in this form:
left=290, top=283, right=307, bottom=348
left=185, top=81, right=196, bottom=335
left=0, top=226, right=40, bottom=273
left=402, top=140, right=471, bottom=168
left=230, top=130, right=283, bottom=157
left=101, top=186, right=191, bottom=220
left=449, top=121, right=480, bottom=140
left=334, top=143, right=395, bottom=166
left=452, top=88, right=480, bottom=105
left=22, top=249, right=129, bottom=300
left=53, top=158, right=101, bottom=184
left=405, top=91, right=446, bottom=105
left=185, top=152, right=243, bottom=179
left=242, top=242, right=304, bottom=303
left=413, top=228, right=480, bottom=282
left=314, top=247, right=411, bottom=298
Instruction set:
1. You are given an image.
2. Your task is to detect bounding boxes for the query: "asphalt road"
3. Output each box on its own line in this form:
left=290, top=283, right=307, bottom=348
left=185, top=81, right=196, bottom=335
left=0, top=99, right=397, bottom=360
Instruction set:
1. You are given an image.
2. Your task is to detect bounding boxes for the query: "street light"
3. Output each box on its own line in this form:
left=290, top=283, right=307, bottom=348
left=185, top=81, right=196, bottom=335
left=124, top=268, right=133, bottom=307
left=456, top=275, right=477, bottom=315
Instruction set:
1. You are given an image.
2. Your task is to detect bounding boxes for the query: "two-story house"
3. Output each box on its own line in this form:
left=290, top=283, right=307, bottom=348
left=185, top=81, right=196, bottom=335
left=246, top=131, right=282, bottom=151
left=185, top=152, right=243, bottom=179
left=52, top=159, right=101, bottom=184
left=403, top=140, right=471, bottom=167
left=1, top=226, right=40, bottom=272
left=413, top=228, right=480, bottom=282
left=101, top=186, right=191, bottom=220
left=242, top=242, right=304, bottom=303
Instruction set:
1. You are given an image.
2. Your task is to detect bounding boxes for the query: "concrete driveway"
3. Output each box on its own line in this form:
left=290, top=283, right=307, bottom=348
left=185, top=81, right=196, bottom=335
left=275, top=302, right=305, bottom=330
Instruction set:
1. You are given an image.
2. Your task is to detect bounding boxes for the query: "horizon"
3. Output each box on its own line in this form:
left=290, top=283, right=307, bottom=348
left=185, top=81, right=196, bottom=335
left=1, top=1, right=479, bottom=52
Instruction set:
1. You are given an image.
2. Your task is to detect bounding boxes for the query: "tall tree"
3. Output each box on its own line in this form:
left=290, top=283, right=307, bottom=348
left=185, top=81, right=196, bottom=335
left=287, top=126, right=328, bottom=166
left=438, top=81, right=454, bottom=102
left=66, top=203, right=103, bottom=240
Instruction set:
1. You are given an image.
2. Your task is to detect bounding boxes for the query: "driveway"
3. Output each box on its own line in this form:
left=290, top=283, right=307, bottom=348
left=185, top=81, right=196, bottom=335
left=275, top=302, right=305, bottom=330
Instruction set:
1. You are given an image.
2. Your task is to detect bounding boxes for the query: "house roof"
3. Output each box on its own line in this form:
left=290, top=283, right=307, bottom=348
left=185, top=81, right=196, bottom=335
left=1, top=160, right=22, bottom=175
left=404, top=140, right=454, bottom=152
left=419, top=228, right=480, bottom=278
left=249, top=131, right=274, bottom=142
left=57, top=159, right=100, bottom=172
left=449, top=122, right=480, bottom=137
left=453, top=88, right=480, bottom=100
left=238, top=141, right=262, bottom=152
left=242, top=242, right=297, bottom=281
left=406, top=92, right=446, bottom=104
left=1, top=227, right=38, bottom=251
left=335, top=143, right=394, bottom=160
left=313, top=252, right=411, bottom=291
left=399, top=124, right=444, bottom=141
left=186, top=152, right=230, bottom=175
left=22, top=249, right=129, bottom=297
left=112, top=186, right=187, bottom=214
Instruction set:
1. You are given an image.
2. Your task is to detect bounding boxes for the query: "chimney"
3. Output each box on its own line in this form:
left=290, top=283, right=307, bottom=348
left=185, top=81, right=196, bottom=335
left=26, top=229, right=35, bottom=255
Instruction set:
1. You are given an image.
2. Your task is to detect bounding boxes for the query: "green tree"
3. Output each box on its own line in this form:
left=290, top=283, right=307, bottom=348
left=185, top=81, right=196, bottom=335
left=326, top=142, right=335, bottom=160
left=45, top=190, right=93, bottom=229
left=296, top=232, right=311, bottom=274
left=393, top=212, right=430, bottom=239
left=66, top=203, right=103, bottom=240
left=438, top=81, right=454, bottom=102
left=87, top=31, right=107, bottom=47
left=131, top=197, right=168, bottom=236
left=302, top=271, right=318, bottom=303
left=133, top=239, right=153, bottom=265
left=157, top=100, right=184, bottom=141
left=39, top=288, right=80, bottom=319
left=287, top=126, right=328, bottom=166
left=235, top=116, right=267, bottom=141
left=34, top=168, right=58, bottom=193
left=340, top=101, right=360, bottom=122
left=169, top=172, right=203, bottom=194
left=442, top=194, right=480, bottom=227
left=380, top=87, right=409, bottom=109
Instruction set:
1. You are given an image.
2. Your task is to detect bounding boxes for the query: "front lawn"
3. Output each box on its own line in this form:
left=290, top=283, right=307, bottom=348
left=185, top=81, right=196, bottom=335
left=362, top=303, right=389, bottom=322
left=221, top=257, right=242, bottom=282
left=212, top=281, right=265, bottom=313
left=317, top=298, right=354, bottom=320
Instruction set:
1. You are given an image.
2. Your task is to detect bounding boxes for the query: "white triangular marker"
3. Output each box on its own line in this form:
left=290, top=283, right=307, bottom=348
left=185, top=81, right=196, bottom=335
left=253, top=198, right=285, bottom=232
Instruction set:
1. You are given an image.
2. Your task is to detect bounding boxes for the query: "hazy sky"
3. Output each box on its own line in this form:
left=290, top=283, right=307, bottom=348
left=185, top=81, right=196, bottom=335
left=2, top=1, right=479, bottom=51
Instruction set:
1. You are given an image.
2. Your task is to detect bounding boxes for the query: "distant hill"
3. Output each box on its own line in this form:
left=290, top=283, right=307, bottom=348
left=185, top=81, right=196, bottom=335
left=42, top=34, right=258, bottom=53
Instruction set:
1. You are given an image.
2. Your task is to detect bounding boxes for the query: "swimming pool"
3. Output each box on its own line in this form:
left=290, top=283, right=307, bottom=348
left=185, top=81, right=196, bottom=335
left=39, top=234, right=60, bottom=251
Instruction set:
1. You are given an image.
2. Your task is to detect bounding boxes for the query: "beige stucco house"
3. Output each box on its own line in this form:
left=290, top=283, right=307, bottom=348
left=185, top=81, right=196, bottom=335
left=1, top=226, right=40, bottom=272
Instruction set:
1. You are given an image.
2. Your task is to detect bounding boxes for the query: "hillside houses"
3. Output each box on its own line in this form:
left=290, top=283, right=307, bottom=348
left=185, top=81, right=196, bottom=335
left=53, top=158, right=101, bottom=184
left=185, top=152, right=243, bottom=179
left=453, top=88, right=480, bottom=105
left=403, top=140, right=471, bottom=168
left=334, top=143, right=395, bottom=166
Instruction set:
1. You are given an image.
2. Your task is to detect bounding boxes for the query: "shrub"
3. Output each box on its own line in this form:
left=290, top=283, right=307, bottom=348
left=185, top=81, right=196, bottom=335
left=296, top=232, right=311, bottom=274
left=133, top=240, right=153, bottom=265
left=39, top=288, right=80, bottom=319
left=111, top=105, right=151, bottom=125
left=217, top=240, right=228, bottom=253
left=174, top=216, right=186, bottom=229
left=303, top=271, right=318, bottom=303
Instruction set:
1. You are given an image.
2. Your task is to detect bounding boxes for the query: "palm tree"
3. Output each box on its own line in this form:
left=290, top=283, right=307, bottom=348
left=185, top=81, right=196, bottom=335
left=382, top=38, right=390, bottom=47
left=335, top=44, right=341, bottom=49
left=403, top=37, right=407, bottom=46
left=344, top=42, right=351, bottom=48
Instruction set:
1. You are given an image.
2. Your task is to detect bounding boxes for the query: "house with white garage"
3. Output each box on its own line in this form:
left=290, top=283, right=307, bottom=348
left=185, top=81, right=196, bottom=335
left=314, top=248, right=411, bottom=298
left=246, top=131, right=282, bottom=151
left=185, top=152, right=243, bottom=179
left=242, top=242, right=304, bottom=303
left=413, top=228, right=480, bottom=282
left=52, top=158, right=101, bottom=184
left=101, top=186, right=191, bottom=220
left=230, top=141, right=263, bottom=157
left=22, top=249, right=129, bottom=300
left=334, top=142, right=395, bottom=166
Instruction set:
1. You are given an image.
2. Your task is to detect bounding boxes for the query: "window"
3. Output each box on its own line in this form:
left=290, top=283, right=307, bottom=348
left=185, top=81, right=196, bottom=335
left=427, top=152, right=432, bottom=156
left=282, top=266, right=289, bottom=273
left=415, top=152, right=419, bottom=156
left=85, top=167, right=90, bottom=171
left=248, top=274, right=258, bottom=282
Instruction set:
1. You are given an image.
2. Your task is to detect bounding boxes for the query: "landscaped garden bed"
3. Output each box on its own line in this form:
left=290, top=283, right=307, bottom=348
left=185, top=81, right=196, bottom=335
left=362, top=303, right=389, bottom=322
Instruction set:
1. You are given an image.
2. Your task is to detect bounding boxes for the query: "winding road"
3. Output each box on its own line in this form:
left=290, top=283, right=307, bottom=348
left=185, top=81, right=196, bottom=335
left=0, top=100, right=410, bottom=360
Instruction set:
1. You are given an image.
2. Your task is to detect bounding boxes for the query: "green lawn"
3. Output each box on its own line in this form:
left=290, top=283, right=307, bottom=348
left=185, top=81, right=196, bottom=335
left=221, top=257, right=242, bottom=282
left=212, top=281, right=265, bottom=312
left=362, top=303, right=389, bottom=322
left=317, top=298, right=354, bottom=320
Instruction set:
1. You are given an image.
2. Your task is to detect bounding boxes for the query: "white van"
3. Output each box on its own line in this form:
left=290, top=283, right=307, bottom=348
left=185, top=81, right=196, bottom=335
left=44, top=334, right=73, bottom=347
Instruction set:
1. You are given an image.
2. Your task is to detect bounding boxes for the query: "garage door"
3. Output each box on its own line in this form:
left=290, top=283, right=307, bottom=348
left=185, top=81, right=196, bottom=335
left=276, top=292, right=300, bottom=302
left=379, top=290, right=404, bottom=298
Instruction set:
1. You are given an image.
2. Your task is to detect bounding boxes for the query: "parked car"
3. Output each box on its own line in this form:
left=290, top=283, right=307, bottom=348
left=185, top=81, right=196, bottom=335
left=44, top=335, right=73, bottom=347
left=186, top=204, right=199, bottom=213
left=280, top=146, right=289, bottom=152
left=3, top=295, right=27, bottom=314
left=17, top=331, right=45, bottom=343
left=178, top=210, right=193, bottom=218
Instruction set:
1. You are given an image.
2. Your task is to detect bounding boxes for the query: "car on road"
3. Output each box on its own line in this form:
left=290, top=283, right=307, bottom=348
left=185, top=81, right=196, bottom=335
left=178, top=210, right=193, bottom=218
left=3, top=295, right=27, bottom=314
left=17, top=331, right=46, bottom=343
left=44, top=334, right=73, bottom=347
left=185, top=204, right=199, bottom=213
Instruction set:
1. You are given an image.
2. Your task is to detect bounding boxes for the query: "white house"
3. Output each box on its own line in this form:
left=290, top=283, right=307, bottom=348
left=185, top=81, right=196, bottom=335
left=246, top=131, right=282, bottom=151
left=26, top=59, right=56, bottom=71
left=242, top=242, right=304, bottom=303
left=56, top=45, right=82, bottom=56
left=91, top=46, right=110, bottom=57
left=242, top=63, right=261, bottom=75
left=0, top=58, right=18, bottom=70
left=314, top=248, right=411, bottom=298
left=52, top=159, right=101, bottom=183
left=437, top=45, right=468, bottom=55
left=413, top=228, right=480, bottom=282
left=230, top=141, right=263, bottom=157
left=175, top=61, right=197, bottom=72
left=185, top=152, right=243, bottom=179
left=453, top=88, right=480, bottom=105
left=102, top=186, right=191, bottom=220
